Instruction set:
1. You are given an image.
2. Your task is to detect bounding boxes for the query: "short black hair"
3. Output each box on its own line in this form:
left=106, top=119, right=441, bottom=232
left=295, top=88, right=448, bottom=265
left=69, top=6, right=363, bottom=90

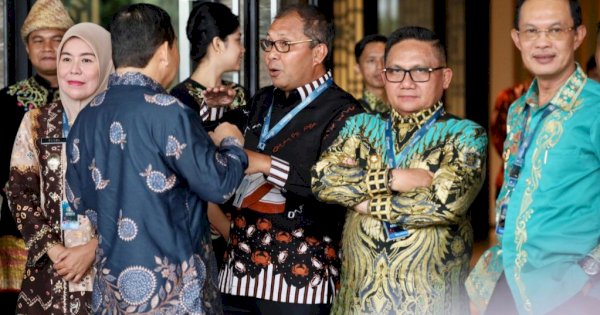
left=187, top=2, right=239, bottom=63
left=275, top=4, right=334, bottom=63
left=355, top=34, right=387, bottom=63
left=597, top=21, right=600, bottom=35
left=385, top=26, right=447, bottom=65
left=514, top=0, right=582, bottom=29
left=110, top=3, right=176, bottom=68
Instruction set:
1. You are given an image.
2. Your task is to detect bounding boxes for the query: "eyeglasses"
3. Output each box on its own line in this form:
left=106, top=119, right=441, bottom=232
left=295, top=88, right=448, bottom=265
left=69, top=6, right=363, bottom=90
left=517, top=26, right=575, bottom=41
left=259, top=39, right=315, bottom=53
left=382, top=66, right=445, bottom=83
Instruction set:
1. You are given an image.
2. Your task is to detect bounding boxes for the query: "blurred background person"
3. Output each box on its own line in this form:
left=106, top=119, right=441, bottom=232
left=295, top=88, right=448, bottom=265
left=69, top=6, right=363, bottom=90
left=354, top=34, right=390, bottom=114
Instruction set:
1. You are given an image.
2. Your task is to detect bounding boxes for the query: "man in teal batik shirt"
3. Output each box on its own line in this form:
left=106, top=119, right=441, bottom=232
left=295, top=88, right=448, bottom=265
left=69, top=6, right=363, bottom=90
left=467, top=0, right=600, bottom=314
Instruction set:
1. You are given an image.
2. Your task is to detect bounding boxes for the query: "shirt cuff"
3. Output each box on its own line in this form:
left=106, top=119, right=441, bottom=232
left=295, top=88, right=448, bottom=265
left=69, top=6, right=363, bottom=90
left=220, top=136, right=243, bottom=148
left=369, top=195, right=392, bottom=221
left=366, top=168, right=391, bottom=197
left=266, top=156, right=290, bottom=188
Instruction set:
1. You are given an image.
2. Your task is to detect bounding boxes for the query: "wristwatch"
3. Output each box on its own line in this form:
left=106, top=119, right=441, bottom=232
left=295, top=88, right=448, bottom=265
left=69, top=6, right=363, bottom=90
left=579, top=256, right=600, bottom=277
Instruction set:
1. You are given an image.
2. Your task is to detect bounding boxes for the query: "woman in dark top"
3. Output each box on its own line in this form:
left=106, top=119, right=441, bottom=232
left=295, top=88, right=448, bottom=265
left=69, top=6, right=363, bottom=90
left=170, top=2, right=248, bottom=269
left=171, top=2, right=248, bottom=131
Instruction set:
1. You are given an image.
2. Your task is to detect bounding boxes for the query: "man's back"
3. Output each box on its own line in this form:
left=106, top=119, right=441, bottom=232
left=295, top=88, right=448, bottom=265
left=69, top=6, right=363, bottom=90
left=67, top=72, right=247, bottom=314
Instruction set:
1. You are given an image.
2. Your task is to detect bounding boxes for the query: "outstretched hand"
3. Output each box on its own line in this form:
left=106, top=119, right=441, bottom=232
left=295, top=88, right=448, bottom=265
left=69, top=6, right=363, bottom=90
left=203, top=86, right=236, bottom=108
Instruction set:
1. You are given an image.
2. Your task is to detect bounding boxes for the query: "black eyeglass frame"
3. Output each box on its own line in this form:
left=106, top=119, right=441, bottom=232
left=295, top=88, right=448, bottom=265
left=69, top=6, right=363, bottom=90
left=382, top=66, right=446, bottom=83
left=259, top=39, right=316, bottom=53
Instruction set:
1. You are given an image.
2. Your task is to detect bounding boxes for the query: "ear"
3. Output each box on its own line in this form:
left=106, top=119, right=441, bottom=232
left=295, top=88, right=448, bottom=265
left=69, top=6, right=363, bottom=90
left=157, top=41, right=170, bottom=65
left=354, top=63, right=362, bottom=76
left=211, top=37, right=223, bottom=53
left=573, top=25, right=587, bottom=51
left=511, top=29, right=522, bottom=52
left=442, top=67, right=453, bottom=89
left=312, top=43, right=328, bottom=66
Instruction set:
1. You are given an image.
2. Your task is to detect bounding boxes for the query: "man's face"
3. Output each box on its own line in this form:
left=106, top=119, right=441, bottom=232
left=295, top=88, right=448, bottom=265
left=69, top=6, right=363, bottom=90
left=511, top=0, right=586, bottom=84
left=26, top=28, right=65, bottom=77
left=356, top=41, right=385, bottom=90
left=383, top=39, right=452, bottom=116
left=264, top=12, right=319, bottom=92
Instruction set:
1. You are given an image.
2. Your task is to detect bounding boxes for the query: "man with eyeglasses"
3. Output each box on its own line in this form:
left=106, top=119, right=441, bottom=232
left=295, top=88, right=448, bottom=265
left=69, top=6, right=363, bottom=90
left=312, top=26, right=487, bottom=314
left=218, top=4, right=361, bottom=315
left=467, top=0, right=600, bottom=314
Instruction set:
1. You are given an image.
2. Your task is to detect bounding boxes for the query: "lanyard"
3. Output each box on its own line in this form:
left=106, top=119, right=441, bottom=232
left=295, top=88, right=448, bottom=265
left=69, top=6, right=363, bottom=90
left=505, top=104, right=557, bottom=189
left=62, top=112, right=70, bottom=138
left=385, top=104, right=444, bottom=168
left=496, top=103, right=557, bottom=234
left=257, top=78, right=333, bottom=151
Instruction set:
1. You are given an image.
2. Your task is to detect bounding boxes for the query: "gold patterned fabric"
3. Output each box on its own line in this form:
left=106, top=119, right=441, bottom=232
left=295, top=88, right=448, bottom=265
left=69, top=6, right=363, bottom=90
left=360, top=89, right=390, bottom=114
left=312, top=104, right=487, bottom=314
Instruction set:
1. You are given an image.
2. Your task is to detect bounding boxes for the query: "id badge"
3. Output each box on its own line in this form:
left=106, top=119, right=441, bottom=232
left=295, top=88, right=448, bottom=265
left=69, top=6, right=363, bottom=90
left=383, top=222, right=409, bottom=240
left=495, top=203, right=507, bottom=235
left=61, top=200, right=79, bottom=230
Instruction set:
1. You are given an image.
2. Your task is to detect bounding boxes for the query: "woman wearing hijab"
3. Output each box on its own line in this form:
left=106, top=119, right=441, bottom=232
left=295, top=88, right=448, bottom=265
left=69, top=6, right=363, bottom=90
left=7, top=22, right=113, bottom=314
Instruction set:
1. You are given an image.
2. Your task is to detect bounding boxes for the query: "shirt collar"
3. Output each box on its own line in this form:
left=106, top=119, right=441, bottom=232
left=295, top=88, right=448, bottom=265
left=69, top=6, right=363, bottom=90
left=524, top=63, right=586, bottom=112
left=33, top=74, right=56, bottom=90
left=390, top=101, right=444, bottom=127
left=109, top=72, right=166, bottom=94
left=293, top=70, right=332, bottom=101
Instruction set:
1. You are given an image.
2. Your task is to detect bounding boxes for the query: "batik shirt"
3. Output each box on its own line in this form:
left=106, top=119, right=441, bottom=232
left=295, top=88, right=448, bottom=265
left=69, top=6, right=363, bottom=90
left=7, top=101, right=90, bottom=314
left=312, top=102, right=487, bottom=315
left=467, top=65, right=600, bottom=315
left=1, top=75, right=59, bottom=236
left=359, top=89, right=389, bottom=114
left=66, top=72, right=248, bottom=314
left=0, top=75, right=58, bottom=294
left=219, top=71, right=363, bottom=304
left=170, top=78, right=248, bottom=131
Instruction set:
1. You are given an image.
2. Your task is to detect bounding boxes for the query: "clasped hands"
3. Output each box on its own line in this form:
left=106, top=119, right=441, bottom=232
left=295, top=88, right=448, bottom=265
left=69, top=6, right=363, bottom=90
left=47, top=238, right=98, bottom=283
left=342, top=158, right=433, bottom=214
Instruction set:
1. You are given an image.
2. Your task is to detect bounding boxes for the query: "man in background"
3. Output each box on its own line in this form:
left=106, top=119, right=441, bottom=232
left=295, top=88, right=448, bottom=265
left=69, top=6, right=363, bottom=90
left=354, top=34, right=390, bottom=114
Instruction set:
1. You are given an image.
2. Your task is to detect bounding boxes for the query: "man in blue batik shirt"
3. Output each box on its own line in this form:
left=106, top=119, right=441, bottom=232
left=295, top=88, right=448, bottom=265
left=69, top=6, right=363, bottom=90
left=65, top=4, right=247, bottom=314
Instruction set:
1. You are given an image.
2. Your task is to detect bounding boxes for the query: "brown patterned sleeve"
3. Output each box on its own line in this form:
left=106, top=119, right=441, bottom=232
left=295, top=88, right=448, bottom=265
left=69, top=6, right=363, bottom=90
left=7, top=112, right=61, bottom=264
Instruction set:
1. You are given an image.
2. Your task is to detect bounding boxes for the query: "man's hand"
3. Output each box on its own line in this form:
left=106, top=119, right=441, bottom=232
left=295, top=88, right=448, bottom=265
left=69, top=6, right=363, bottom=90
left=208, top=203, right=231, bottom=240
left=203, top=86, right=236, bottom=108
left=53, top=238, right=98, bottom=282
left=210, top=122, right=244, bottom=146
left=244, top=150, right=271, bottom=175
left=353, top=200, right=369, bottom=214
left=389, top=168, right=434, bottom=193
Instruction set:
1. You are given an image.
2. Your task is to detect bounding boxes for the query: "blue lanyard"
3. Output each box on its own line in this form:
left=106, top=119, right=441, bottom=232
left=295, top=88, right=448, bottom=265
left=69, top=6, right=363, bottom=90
left=496, top=103, right=557, bottom=234
left=505, top=104, right=557, bottom=189
left=385, top=104, right=444, bottom=168
left=257, top=78, right=333, bottom=151
left=62, top=112, right=70, bottom=138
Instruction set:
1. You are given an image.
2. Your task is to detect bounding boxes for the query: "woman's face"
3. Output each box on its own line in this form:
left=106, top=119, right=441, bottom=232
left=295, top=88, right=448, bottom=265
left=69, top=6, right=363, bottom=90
left=222, top=27, right=245, bottom=71
left=58, top=37, right=100, bottom=101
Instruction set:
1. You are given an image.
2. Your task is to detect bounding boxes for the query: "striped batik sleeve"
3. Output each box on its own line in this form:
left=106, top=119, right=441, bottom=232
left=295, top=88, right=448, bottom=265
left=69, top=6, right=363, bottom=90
left=266, top=155, right=290, bottom=188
